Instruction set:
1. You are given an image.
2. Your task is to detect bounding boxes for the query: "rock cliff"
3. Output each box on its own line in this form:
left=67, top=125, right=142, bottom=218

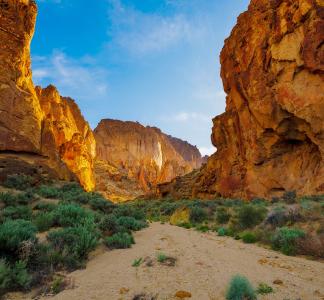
left=159, top=0, right=324, bottom=199
left=94, top=119, right=203, bottom=193
left=0, top=0, right=96, bottom=191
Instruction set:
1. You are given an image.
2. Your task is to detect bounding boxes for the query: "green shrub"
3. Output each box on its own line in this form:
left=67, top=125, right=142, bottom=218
left=15, top=190, right=37, bottom=205
left=113, top=205, right=145, bottom=220
left=10, top=261, right=32, bottom=290
left=53, top=204, right=93, bottom=227
left=132, top=258, right=143, bottom=267
left=226, top=275, right=256, bottom=300
left=195, top=224, right=209, bottom=232
left=157, top=252, right=167, bottom=263
left=0, top=219, right=37, bottom=255
left=3, top=174, right=33, bottom=190
left=215, top=207, right=231, bottom=224
left=271, top=227, right=305, bottom=255
left=0, top=260, right=11, bottom=294
left=34, top=202, right=57, bottom=212
left=283, top=191, right=297, bottom=204
left=0, top=192, right=17, bottom=207
left=37, top=185, right=61, bottom=199
left=47, top=226, right=99, bottom=269
left=99, top=214, right=118, bottom=233
left=241, top=232, right=257, bottom=244
left=190, top=207, right=208, bottom=223
left=89, top=195, right=115, bottom=213
left=2, top=206, right=32, bottom=220
left=104, top=232, right=134, bottom=249
left=218, top=227, right=227, bottom=237
left=159, top=202, right=179, bottom=216
left=237, top=205, right=267, bottom=229
left=256, top=283, right=273, bottom=295
left=117, top=216, right=147, bottom=231
left=33, top=212, right=55, bottom=232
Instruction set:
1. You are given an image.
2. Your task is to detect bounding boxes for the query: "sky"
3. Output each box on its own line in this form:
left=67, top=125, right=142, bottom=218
left=32, top=0, right=250, bottom=156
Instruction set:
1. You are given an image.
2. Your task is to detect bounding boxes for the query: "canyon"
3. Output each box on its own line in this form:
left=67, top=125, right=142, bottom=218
left=0, top=0, right=323, bottom=201
left=94, top=119, right=205, bottom=201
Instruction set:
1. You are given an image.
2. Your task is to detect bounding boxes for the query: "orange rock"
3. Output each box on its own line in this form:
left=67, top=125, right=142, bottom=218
left=0, top=0, right=96, bottom=191
left=158, top=0, right=324, bottom=200
left=94, top=119, right=204, bottom=196
left=174, top=290, right=192, bottom=298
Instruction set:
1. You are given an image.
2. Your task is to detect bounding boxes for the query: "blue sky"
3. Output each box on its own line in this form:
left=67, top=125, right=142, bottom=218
left=32, top=0, right=249, bottom=156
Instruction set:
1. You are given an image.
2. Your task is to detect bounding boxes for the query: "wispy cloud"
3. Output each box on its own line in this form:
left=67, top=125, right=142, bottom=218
left=170, top=112, right=212, bottom=123
left=107, top=0, right=203, bottom=56
left=32, top=51, right=109, bottom=101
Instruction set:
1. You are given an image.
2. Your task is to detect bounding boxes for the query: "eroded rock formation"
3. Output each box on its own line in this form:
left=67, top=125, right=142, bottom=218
left=159, top=0, right=324, bottom=199
left=0, top=0, right=96, bottom=190
left=94, top=119, right=204, bottom=194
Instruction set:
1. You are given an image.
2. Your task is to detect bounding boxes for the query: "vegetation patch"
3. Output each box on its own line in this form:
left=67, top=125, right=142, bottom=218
left=226, top=275, right=256, bottom=300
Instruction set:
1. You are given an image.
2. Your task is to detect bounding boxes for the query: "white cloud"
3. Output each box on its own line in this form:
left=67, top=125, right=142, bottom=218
left=199, top=146, right=216, bottom=156
left=172, top=112, right=211, bottom=123
left=107, top=0, right=203, bottom=56
left=32, top=51, right=109, bottom=100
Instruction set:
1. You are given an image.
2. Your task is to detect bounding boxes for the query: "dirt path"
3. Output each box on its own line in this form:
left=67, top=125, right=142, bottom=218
left=35, top=223, right=324, bottom=299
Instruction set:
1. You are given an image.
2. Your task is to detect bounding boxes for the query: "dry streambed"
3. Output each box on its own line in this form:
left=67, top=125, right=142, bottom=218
left=8, top=223, right=324, bottom=300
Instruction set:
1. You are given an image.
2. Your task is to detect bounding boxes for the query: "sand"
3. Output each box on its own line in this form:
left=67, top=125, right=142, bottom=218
left=10, top=223, right=324, bottom=300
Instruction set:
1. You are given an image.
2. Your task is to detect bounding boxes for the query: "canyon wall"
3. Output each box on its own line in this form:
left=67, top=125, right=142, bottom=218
left=94, top=119, right=204, bottom=193
left=0, top=0, right=96, bottom=190
left=159, top=0, right=324, bottom=199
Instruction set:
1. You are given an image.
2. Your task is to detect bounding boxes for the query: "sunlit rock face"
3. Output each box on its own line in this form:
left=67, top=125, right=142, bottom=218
left=94, top=119, right=204, bottom=193
left=0, top=0, right=42, bottom=153
left=197, top=0, right=324, bottom=199
left=0, top=0, right=96, bottom=191
left=157, top=0, right=324, bottom=200
left=36, top=86, right=96, bottom=191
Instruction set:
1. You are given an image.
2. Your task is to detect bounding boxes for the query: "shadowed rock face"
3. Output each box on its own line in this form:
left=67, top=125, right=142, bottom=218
left=158, top=0, right=324, bottom=200
left=0, top=0, right=96, bottom=191
left=94, top=119, right=204, bottom=192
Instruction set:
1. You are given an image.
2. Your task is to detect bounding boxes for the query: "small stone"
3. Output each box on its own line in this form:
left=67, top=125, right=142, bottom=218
left=175, top=291, right=192, bottom=298
left=273, top=279, right=283, bottom=285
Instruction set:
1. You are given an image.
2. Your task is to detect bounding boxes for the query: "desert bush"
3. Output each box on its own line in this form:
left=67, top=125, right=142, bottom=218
left=3, top=174, right=33, bottom=190
left=37, top=185, right=61, bottom=199
left=2, top=206, right=32, bottom=221
left=237, top=205, right=267, bottom=229
left=215, top=207, right=231, bottom=224
left=218, top=227, right=228, bottom=236
left=104, top=232, right=134, bottom=249
left=189, top=206, right=208, bottom=223
left=53, top=204, right=93, bottom=227
left=16, top=190, right=37, bottom=205
left=0, top=192, right=17, bottom=207
left=89, top=195, right=115, bottom=213
left=0, top=260, right=11, bottom=294
left=47, top=225, right=99, bottom=270
left=295, top=234, right=324, bottom=258
left=113, top=205, right=145, bottom=220
left=10, top=261, right=32, bottom=290
left=0, top=260, right=31, bottom=294
left=34, top=202, right=57, bottom=212
left=271, top=227, right=305, bottom=255
left=33, top=212, right=55, bottom=232
left=157, top=252, right=167, bottom=263
left=283, top=191, right=297, bottom=204
left=256, top=283, right=273, bottom=295
left=132, top=258, right=143, bottom=267
left=117, top=216, right=147, bottom=231
left=159, top=202, right=180, bottom=216
left=0, top=219, right=37, bottom=256
left=195, top=224, right=209, bottom=232
left=241, top=232, right=257, bottom=244
left=99, top=214, right=118, bottom=233
left=226, top=275, right=256, bottom=300
left=265, top=209, right=286, bottom=227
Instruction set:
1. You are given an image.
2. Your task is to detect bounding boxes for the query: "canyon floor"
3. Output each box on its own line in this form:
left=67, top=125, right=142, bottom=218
left=9, top=222, right=323, bottom=300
